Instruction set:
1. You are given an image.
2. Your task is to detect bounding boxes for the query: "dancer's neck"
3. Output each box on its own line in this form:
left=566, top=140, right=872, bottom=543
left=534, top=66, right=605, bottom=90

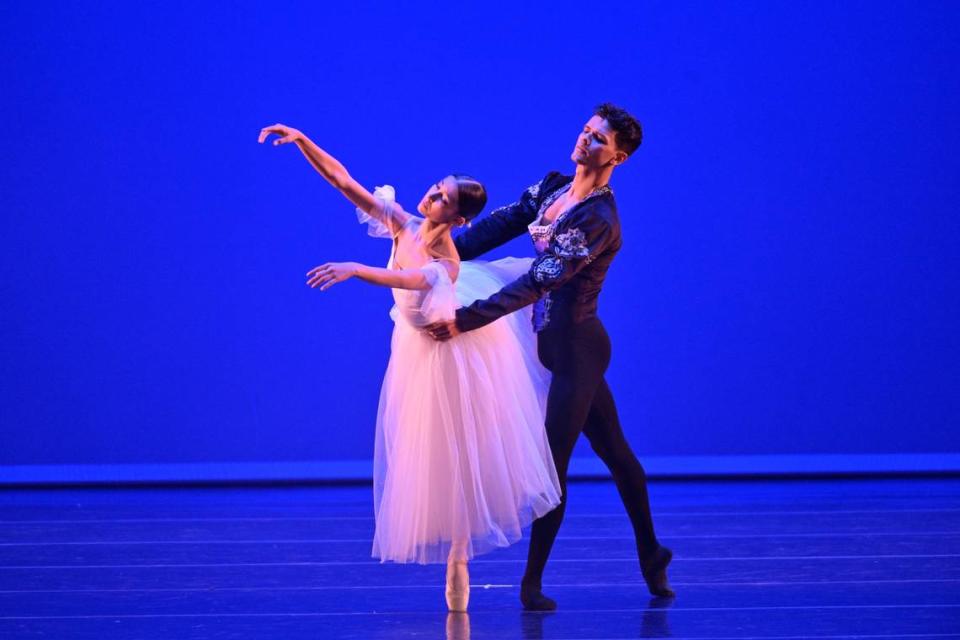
left=418, top=218, right=453, bottom=253
left=420, top=218, right=451, bottom=237
left=570, top=163, right=614, bottom=200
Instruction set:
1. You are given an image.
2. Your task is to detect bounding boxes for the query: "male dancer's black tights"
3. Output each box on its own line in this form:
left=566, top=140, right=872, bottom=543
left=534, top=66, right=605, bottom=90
left=523, top=317, right=661, bottom=588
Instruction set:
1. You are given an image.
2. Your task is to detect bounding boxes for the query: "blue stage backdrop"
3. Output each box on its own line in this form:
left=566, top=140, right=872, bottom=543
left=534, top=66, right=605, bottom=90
left=2, top=2, right=959, bottom=482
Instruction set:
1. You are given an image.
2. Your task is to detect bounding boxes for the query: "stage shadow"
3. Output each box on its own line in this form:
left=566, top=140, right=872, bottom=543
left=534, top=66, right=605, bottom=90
left=518, top=597, right=674, bottom=639
left=446, top=611, right=471, bottom=640
left=639, top=596, right=675, bottom=637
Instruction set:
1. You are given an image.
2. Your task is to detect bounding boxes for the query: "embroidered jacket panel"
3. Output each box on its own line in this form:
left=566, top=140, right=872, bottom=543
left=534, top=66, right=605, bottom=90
left=453, top=171, right=622, bottom=332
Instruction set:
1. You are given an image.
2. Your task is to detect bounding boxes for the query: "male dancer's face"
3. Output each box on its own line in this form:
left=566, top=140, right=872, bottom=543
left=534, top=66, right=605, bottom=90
left=572, top=115, right=626, bottom=169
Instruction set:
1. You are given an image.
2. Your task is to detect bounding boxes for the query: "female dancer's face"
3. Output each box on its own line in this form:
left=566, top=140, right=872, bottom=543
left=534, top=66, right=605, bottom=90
left=417, top=176, right=462, bottom=225
left=572, top=115, right=624, bottom=169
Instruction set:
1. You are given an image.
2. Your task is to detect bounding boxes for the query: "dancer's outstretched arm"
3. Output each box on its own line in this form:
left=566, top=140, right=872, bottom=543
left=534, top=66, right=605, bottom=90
left=306, top=262, right=444, bottom=292
left=259, top=123, right=400, bottom=230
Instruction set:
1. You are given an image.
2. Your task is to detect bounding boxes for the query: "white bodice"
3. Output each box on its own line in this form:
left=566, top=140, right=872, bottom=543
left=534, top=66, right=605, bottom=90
left=388, top=259, right=456, bottom=328
left=356, top=191, right=457, bottom=329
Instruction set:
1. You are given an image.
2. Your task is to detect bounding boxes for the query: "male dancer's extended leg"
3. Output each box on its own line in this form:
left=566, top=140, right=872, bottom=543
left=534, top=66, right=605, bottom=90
left=520, top=321, right=608, bottom=611
left=582, top=378, right=675, bottom=597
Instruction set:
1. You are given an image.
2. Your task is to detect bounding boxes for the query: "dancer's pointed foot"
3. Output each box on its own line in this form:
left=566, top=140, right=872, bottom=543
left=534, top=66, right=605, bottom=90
left=445, top=560, right=470, bottom=612
left=642, top=545, right=675, bottom=598
left=520, top=579, right=557, bottom=611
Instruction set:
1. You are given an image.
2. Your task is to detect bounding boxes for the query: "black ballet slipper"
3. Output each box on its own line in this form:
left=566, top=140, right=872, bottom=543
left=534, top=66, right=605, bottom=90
left=641, top=545, right=676, bottom=598
left=520, top=580, right=558, bottom=611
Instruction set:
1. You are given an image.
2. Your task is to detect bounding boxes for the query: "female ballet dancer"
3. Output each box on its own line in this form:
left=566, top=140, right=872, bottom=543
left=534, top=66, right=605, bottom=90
left=258, top=123, right=561, bottom=612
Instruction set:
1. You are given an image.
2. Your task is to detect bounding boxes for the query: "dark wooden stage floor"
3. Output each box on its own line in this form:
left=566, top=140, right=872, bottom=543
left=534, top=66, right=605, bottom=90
left=1, top=478, right=958, bottom=638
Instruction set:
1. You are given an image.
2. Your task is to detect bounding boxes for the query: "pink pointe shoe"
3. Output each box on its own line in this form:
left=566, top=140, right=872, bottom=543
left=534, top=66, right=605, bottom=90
left=445, top=560, right=470, bottom=612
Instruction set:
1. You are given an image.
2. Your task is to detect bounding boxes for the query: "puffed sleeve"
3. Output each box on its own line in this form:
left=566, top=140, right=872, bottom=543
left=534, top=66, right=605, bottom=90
left=453, top=171, right=567, bottom=260
left=355, top=185, right=412, bottom=239
left=454, top=209, right=613, bottom=332
left=418, top=261, right=457, bottom=324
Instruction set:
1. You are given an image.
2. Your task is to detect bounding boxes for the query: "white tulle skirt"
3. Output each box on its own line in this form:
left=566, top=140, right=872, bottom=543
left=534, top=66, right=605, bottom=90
left=371, top=258, right=561, bottom=564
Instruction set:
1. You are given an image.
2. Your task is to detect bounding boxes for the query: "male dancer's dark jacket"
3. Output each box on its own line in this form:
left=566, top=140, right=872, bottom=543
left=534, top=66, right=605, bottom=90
left=453, top=171, right=621, bottom=332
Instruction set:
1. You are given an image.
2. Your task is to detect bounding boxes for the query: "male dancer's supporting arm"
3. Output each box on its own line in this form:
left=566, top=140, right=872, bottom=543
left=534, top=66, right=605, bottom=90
left=429, top=206, right=613, bottom=339
left=453, top=172, right=566, bottom=260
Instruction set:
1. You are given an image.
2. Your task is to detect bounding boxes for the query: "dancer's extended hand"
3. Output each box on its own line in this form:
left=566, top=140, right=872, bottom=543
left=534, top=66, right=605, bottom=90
left=259, top=123, right=302, bottom=146
left=425, top=320, right=460, bottom=342
left=307, top=262, right=359, bottom=291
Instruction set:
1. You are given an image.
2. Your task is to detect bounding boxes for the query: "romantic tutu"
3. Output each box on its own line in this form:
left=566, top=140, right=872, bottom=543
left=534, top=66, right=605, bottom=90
left=371, top=255, right=561, bottom=564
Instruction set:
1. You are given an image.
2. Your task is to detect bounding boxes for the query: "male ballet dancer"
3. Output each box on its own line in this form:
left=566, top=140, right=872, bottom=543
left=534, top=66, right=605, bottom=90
left=426, top=103, right=674, bottom=610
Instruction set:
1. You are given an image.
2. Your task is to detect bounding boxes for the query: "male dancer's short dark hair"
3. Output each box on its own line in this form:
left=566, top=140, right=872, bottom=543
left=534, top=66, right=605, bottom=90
left=595, top=103, right=643, bottom=155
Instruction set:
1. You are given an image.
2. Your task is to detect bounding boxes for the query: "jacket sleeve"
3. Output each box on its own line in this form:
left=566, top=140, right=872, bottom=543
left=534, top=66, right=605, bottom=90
left=453, top=172, right=560, bottom=261
left=455, top=208, right=613, bottom=332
